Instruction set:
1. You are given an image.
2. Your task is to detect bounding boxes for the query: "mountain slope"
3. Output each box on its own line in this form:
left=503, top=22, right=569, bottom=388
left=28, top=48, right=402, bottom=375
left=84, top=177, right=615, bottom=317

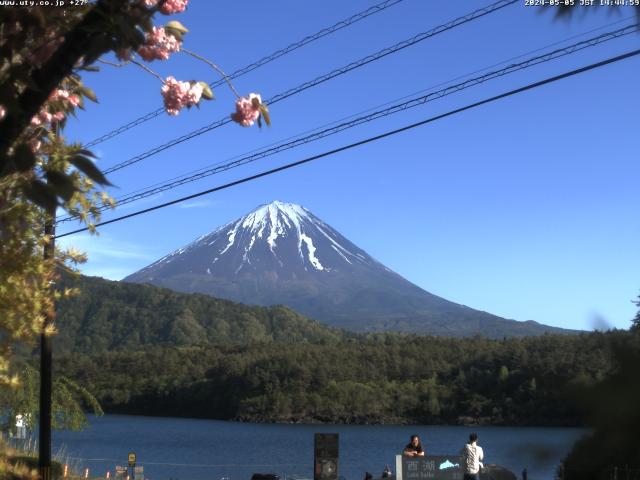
left=55, top=273, right=344, bottom=354
left=124, top=201, right=574, bottom=338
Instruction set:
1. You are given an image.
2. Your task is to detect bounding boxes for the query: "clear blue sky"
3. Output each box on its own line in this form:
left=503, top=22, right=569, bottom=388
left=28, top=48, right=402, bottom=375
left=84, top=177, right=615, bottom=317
left=59, top=0, right=640, bottom=331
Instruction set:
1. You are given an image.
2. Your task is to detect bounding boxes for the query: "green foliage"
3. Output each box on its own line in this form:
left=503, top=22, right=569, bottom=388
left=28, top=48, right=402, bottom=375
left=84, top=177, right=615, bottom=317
left=0, top=364, right=103, bottom=432
left=631, top=293, right=640, bottom=332
left=50, top=275, right=635, bottom=429
left=0, top=1, right=157, bottom=207
left=54, top=273, right=345, bottom=353
left=0, top=444, right=64, bottom=479
left=55, top=327, right=624, bottom=426
left=560, top=334, right=640, bottom=479
left=498, top=365, right=509, bottom=382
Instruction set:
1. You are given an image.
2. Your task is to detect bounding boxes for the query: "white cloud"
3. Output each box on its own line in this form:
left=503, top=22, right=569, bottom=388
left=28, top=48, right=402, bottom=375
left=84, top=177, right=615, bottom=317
left=58, top=234, right=153, bottom=261
left=78, top=265, right=136, bottom=281
left=57, top=234, right=158, bottom=280
left=179, top=199, right=216, bottom=209
left=114, top=193, right=164, bottom=211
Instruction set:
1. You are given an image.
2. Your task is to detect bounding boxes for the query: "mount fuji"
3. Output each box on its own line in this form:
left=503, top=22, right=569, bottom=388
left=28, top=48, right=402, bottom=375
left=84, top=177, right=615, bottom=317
left=124, top=201, right=572, bottom=337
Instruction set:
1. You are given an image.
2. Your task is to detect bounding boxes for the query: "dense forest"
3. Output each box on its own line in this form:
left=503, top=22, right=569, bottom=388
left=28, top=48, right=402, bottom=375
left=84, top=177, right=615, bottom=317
left=43, top=274, right=640, bottom=474
left=54, top=273, right=347, bottom=353
left=55, top=330, right=626, bottom=426
left=50, top=274, right=637, bottom=428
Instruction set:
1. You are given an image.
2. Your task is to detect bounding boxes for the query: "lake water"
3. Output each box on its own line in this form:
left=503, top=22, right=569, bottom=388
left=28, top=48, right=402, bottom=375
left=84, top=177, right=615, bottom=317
left=45, top=415, right=584, bottom=480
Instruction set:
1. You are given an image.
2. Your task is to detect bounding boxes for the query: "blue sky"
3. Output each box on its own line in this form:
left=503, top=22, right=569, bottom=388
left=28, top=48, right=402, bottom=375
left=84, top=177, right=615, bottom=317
left=58, top=0, right=640, bottom=331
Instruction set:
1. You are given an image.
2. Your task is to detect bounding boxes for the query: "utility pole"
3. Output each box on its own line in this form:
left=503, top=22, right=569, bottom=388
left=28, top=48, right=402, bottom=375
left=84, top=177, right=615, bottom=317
left=39, top=200, right=56, bottom=480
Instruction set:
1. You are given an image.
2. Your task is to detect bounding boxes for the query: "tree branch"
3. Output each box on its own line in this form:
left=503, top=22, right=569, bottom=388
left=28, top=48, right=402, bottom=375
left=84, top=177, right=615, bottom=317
left=0, top=0, right=129, bottom=175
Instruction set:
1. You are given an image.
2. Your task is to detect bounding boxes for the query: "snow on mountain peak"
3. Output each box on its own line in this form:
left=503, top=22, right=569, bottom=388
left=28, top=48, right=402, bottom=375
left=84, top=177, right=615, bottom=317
left=141, top=201, right=374, bottom=275
left=224, top=200, right=328, bottom=270
left=241, top=201, right=312, bottom=243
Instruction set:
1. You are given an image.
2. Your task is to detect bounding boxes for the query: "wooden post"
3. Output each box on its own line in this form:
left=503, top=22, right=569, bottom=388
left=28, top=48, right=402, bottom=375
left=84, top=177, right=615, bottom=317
left=39, top=202, right=56, bottom=480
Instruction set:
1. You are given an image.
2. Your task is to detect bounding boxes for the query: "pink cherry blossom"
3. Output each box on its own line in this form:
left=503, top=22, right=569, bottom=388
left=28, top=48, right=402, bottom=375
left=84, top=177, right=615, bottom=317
left=29, top=139, right=42, bottom=154
left=46, top=89, right=80, bottom=110
left=142, top=0, right=158, bottom=6
left=51, top=112, right=66, bottom=123
left=137, top=26, right=181, bottom=62
left=50, top=89, right=69, bottom=101
left=31, top=100, right=70, bottom=126
left=161, top=77, right=202, bottom=115
left=183, top=82, right=203, bottom=106
left=0, top=105, right=6, bottom=120
left=31, top=110, right=52, bottom=125
left=159, top=0, right=189, bottom=14
left=161, top=77, right=188, bottom=115
left=231, top=93, right=262, bottom=127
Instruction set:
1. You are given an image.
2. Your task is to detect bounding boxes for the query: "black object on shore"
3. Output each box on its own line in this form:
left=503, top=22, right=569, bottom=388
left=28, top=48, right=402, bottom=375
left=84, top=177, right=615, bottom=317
left=480, top=464, right=517, bottom=480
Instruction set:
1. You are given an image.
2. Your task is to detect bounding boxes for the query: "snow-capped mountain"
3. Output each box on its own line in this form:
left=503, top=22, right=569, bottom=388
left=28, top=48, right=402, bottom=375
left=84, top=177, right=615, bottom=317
left=131, top=201, right=391, bottom=280
left=124, top=201, right=572, bottom=337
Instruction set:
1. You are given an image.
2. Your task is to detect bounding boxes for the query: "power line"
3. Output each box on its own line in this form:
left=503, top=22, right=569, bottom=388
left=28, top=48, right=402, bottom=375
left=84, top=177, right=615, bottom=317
left=82, top=0, right=405, bottom=149
left=55, top=23, right=639, bottom=224
left=95, top=16, right=635, bottom=202
left=100, top=0, right=517, bottom=176
left=56, top=48, right=640, bottom=239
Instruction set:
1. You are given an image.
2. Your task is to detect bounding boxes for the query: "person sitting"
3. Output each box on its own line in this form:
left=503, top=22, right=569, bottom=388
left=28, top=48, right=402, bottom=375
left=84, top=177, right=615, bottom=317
left=403, top=435, right=425, bottom=457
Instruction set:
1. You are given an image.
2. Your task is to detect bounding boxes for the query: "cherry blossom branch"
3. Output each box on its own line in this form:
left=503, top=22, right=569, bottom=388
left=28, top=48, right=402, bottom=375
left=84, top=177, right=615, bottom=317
left=97, top=58, right=129, bottom=68
left=129, top=57, right=165, bottom=83
left=181, top=48, right=240, bottom=98
left=0, top=0, right=130, bottom=169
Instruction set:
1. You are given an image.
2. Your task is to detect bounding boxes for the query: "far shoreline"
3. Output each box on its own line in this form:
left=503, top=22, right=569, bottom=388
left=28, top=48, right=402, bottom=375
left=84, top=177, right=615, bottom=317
left=77, top=411, right=590, bottom=430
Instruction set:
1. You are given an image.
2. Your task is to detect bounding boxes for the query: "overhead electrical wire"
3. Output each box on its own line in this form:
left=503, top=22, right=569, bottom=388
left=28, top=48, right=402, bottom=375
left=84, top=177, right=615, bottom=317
left=82, top=0, right=405, bottom=149
left=56, top=47, right=640, bottom=239
left=99, top=16, right=635, bottom=203
left=99, top=0, right=518, bottom=176
left=55, top=23, right=639, bottom=225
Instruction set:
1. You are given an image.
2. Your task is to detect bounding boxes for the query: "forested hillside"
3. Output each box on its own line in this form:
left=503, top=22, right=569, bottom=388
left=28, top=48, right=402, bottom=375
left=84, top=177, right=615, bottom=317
left=52, top=274, right=636, bottom=427
left=56, top=330, right=623, bottom=426
left=55, top=273, right=346, bottom=353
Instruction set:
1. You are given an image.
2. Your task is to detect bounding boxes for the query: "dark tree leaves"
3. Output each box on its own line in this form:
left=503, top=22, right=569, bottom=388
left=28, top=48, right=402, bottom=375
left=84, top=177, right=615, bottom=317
left=69, top=152, right=112, bottom=186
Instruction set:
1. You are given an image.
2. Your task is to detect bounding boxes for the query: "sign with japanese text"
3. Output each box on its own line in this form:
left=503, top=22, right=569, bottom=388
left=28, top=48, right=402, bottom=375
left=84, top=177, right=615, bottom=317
left=397, top=455, right=463, bottom=480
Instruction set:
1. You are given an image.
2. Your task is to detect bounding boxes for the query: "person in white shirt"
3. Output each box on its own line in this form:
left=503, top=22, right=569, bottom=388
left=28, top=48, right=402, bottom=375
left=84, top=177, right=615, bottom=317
left=461, top=432, right=484, bottom=480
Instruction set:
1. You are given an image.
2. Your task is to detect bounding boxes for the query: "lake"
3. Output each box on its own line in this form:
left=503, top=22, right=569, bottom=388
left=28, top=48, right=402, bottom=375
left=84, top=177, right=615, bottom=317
left=45, top=415, right=584, bottom=480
